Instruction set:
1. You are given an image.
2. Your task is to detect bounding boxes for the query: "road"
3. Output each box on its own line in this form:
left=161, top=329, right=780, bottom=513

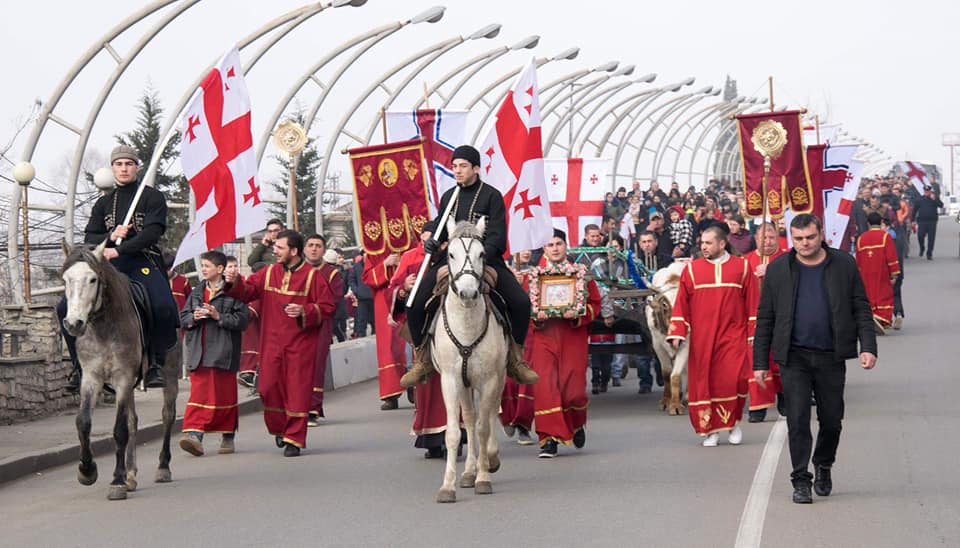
left=1, top=218, right=958, bottom=547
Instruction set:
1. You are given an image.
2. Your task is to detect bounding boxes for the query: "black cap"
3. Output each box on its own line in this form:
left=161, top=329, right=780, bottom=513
left=451, top=145, right=481, bottom=167
left=552, top=228, right=567, bottom=244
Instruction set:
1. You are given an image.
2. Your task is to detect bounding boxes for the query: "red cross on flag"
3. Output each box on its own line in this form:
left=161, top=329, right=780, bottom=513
left=900, top=161, right=930, bottom=194
left=174, top=47, right=265, bottom=267
left=384, top=109, right=467, bottom=215
left=543, top=157, right=609, bottom=241
left=480, top=58, right=553, bottom=253
left=807, top=144, right=862, bottom=249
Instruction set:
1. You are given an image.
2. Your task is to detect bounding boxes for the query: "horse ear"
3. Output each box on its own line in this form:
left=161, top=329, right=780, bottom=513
left=475, top=216, right=486, bottom=237
left=61, top=238, right=72, bottom=257
left=446, top=217, right=457, bottom=239
left=93, top=237, right=109, bottom=261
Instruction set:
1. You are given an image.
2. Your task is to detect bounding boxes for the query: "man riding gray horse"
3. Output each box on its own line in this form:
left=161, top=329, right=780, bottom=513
left=401, top=145, right=538, bottom=388
left=61, top=145, right=179, bottom=391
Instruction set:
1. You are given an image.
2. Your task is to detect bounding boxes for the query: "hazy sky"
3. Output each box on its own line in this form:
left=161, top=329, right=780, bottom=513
left=2, top=0, right=958, bottom=199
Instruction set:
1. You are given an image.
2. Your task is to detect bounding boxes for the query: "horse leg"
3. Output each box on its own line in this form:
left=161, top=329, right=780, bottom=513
left=474, top=378, right=500, bottom=495
left=458, top=387, right=478, bottom=489
left=437, top=373, right=461, bottom=503
left=155, top=353, right=178, bottom=484
left=653, top=345, right=673, bottom=411
left=668, top=347, right=688, bottom=416
left=76, top=379, right=99, bottom=486
left=108, top=383, right=132, bottom=500
left=124, top=393, right=138, bottom=492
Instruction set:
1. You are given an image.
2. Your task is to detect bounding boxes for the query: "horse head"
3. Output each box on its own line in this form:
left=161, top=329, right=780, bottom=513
left=60, top=239, right=109, bottom=337
left=445, top=216, right=486, bottom=305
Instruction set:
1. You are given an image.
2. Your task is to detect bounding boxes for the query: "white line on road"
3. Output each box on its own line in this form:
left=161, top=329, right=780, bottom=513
left=735, top=418, right=788, bottom=548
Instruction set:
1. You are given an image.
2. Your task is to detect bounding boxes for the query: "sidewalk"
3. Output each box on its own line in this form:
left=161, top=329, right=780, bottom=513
left=0, top=379, right=261, bottom=485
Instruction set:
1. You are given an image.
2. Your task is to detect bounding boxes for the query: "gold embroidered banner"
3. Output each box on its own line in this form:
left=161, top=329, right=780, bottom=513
left=735, top=111, right=812, bottom=218
left=349, top=139, right=431, bottom=255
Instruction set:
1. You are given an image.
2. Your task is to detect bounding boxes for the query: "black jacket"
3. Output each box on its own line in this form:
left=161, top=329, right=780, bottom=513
left=912, top=195, right=943, bottom=223
left=432, top=178, right=507, bottom=267
left=753, top=244, right=876, bottom=369
left=85, top=181, right=167, bottom=260
left=179, top=283, right=250, bottom=372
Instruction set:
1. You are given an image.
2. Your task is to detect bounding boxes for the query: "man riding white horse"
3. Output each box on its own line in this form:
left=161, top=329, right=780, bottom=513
left=61, top=145, right=179, bottom=391
left=401, top=145, right=538, bottom=388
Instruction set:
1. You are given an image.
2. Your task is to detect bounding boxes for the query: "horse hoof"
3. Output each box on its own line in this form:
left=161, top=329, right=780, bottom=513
left=488, top=455, right=501, bottom=474
left=460, top=473, right=476, bottom=488
left=125, top=475, right=138, bottom=492
left=475, top=481, right=493, bottom=495
left=154, top=468, right=172, bottom=483
left=436, top=489, right=456, bottom=503
left=668, top=406, right=686, bottom=416
left=77, top=463, right=98, bottom=486
left=107, top=485, right=127, bottom=501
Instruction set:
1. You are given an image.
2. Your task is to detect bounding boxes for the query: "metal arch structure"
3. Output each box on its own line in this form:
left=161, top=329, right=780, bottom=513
left=663, top=98, right=748, bottom=186
left=684, top=100, right=760, bottom=186
left=642, top=88, right=722, bottom=182
left=568, top=77, right=673, bottom=157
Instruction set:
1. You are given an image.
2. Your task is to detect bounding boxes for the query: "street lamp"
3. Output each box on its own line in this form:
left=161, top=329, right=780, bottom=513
left=12, top=162, right=35, bottom=303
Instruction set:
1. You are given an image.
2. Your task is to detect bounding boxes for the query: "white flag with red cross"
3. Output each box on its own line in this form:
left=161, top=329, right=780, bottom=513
left=543, top=157, right=609, bottom=243
left=385, top=109, right=468, bottom=215
left=900, top=161, right=930, bottom=194
left=819, top=145, right=863, bottom=248
left=479, top=58, right=553, bottom=253
left=174, top=47, right=265, bottom=267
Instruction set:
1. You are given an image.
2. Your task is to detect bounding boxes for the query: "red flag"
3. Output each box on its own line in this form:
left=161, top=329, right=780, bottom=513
left=735, top=110, right=812, bottom=218
left=348, top=140, right=431, bottom=256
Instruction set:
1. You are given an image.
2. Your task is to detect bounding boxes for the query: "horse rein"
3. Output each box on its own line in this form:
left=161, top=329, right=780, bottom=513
left=442, top=234, right=490, bottom=389
left=449, top=237, right=484, bottom=291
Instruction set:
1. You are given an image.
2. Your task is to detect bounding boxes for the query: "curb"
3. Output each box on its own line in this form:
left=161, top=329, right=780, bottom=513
left=0, top=397, right=263, bottom=485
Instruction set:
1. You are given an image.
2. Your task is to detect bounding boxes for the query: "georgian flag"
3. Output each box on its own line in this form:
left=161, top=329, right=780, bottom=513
left=543, top=158, right=609, bottom=242
left=174, top=47, right=266, bottom=267
left=479, top=58, right=553, bottom=253
left=900, top=161, right=931, bottom=194
left=820, top=145, right=863, bottom=248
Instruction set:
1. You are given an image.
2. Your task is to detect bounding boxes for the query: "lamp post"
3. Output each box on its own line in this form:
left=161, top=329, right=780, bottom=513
left=12, top=162, right=35, bottom=304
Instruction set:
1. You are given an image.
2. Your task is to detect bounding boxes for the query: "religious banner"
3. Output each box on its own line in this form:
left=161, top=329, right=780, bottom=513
left=735, top=110, right=811, bottom=218
left=543, top=157, right=609, bottom=241
left=348, top=139, right=431, bottom=256
left=807, top=144, right=862, bottom=249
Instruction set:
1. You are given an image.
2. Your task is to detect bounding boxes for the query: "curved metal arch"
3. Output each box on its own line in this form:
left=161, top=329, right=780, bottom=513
left=685, top=101, right=758, bottom=186
left=646, top=90, right=721, bottom=180
left=590, top=86, right=685, bottom=160
left=569, top=79, right=667, bottom=157
left=664, top=100, right=742, bottom=184
left=437, top=36, right=542, bottom=108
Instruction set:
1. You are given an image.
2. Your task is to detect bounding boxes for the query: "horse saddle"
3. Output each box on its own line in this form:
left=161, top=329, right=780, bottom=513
left=424, top=265, right=510, bottom=340
left=128, top=280, right=153, bottom=357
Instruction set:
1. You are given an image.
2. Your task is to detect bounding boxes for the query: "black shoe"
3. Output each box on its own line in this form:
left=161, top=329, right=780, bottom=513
left=776, top=392, right=786, bottom=417
left=573, top=428, right=585, bottom=449
left=424, top=446, right=445, bottom=459
left=238, top=371, right=256, bottom=388
left=638, top=385, right=652, bottom=394
left=792, top=484, right=813, bottom=504
left=814, top=466, right=832, bottom=496
left=538, top=440, right=557, bottom=458
left=407, top=386, right=415, bottom=405
left=283, top=443, right=300, bottom=457
left=599, top=383, right=608, bottom=393
left=275, top=435, right=285, bottom=448
left=612, top=378, right=621, bottom=387
left=591, top=383, right=599, bottom=395
left=748, top=410, right=766, bottom=423
left=927, top=255, right=933, bottom=261
left=380, top=396, right=399, bottom=411
left=655, top=365, right=664, bottom=387
left=144, top=365, right=165, bottom=389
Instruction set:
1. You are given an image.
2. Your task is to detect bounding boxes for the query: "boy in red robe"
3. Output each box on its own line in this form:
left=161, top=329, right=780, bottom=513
left=224, top=230, right=336, bottom=457
left=855, top=212, right=900, bottom=333
left=745, top=223, right=786, bottom=423
left=529, top=229, right=602, bottom=458
left=668, top=226, right=756, bottom=447
left=362, top=251, right=408, bottom=410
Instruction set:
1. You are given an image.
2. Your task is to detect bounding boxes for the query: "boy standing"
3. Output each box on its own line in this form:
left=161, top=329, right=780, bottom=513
left=179, top=251, right=250, bottom=456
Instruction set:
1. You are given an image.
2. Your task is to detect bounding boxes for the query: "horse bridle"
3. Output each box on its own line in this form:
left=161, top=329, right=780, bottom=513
left=442, top=234, right=489, bottom=389
left=449, top=236, right=484, bottom=294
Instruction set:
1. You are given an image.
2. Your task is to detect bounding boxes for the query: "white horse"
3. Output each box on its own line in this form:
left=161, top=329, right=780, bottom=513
left=645, top=261, right=689, bottom=415
left=432, top=217, right=509, bottom=503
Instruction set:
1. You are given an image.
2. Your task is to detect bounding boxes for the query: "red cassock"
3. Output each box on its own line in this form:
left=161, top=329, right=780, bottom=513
left=362, top=256, right=407, bottom=401
left=529, top=270, right=602, bottom=446
left=226, top=261, right=336, bottom=448
left=667, top=255, right=755, bottom=436
left=745, top=248, right=785, bottom=411
left=170, top=273, right=192, bottom=337
left=500, top=273, right=534, bottom=432
left=182, top=286, right=239, bottom=435
left=239, top=300, right=260, bottom=374
left=856, top=228, right=900, bottom=326
left=311, top=263, right=343, bottom=418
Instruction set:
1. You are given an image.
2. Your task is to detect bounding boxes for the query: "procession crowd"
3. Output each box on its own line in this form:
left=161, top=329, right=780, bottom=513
left=73, top=144, right=933, bottom=504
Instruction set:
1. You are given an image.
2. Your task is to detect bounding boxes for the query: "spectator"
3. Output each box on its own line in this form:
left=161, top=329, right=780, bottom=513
left=347, top=252, right=375, bottom=337
left=911, top=185, right=943, bottom=260
left=248, top=218, right=284, bottom=272
left=727, top=216, right=756, bottom=256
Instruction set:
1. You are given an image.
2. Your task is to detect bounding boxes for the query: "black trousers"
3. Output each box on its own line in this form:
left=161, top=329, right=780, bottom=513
left=916, top=220, right=937, bottom=258
left=354, top=299, right=374, bottom=337
left=780, top=347, right=846, bottom=486
left=406, top=261, right=530, bottom=348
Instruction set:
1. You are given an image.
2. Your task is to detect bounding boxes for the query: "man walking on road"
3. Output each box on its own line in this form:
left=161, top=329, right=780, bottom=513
left=912, top=185, right=943, bottom=260
left=753, top=213, right=877, bottom=504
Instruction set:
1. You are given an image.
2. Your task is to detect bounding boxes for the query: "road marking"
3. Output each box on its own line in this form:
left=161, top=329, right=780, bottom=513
left=735, top=418, right=787, bottom=548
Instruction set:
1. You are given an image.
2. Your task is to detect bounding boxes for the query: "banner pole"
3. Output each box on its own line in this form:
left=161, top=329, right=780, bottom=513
left=815, top=114, right=821, bottom=145
left=380, top=107, right=388, bottom=144
left=768, top=76, right=774, bottom=112
left=759, top=156, right=770, bottom=264
left=405, top=185, right=460, bottom=308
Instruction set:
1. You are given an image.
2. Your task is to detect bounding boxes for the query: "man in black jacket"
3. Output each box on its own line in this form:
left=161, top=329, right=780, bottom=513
left=911, top=185, right=944, bottom=260
left=753, top=213, right=877, bottom=504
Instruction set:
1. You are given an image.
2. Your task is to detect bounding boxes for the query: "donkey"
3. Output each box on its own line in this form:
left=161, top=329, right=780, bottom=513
left=645, top=261, right=689, bottom=415
left=431, top=218, right=509, bottom=503
left=61, top=240, right=179, bottom=500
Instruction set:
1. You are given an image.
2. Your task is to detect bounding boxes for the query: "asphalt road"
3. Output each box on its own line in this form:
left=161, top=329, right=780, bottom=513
left=1, top=219, right=957, bottom=548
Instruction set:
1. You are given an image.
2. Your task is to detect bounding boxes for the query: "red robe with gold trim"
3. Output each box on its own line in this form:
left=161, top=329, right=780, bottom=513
left=226, top=260, right=336, bottom=448
left=529, top=265, right=602, bottom=446
left=311, top=263, right=342, bottom=418
left=500, top=272, right=534, bottom=432
left=745, top=248, right=785, bottom=411
left=856, top=228, right=900, bottom=326
left=667, top=254, right=755, bottom=435
left=239, top=301, right=260, bottom=374
left=362, top=256, right=406, bottom=401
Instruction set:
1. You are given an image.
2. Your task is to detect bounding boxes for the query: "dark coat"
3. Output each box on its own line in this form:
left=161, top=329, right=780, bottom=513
left=348, top=260, right=373, bottom=301
left=432, top=178, right=508, bottom=267
left=84, top=181, right=166, bottom=261
left=753, top=244, right=876, bottom=369
left=180, top=282, right=250, bottom=372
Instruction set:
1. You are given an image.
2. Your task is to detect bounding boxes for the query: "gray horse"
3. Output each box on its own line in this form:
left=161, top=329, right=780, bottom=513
left=60, top=240, right=179, bottom=500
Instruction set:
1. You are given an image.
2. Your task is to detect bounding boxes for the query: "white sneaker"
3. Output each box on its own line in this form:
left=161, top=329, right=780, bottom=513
left=728, top=425, right=743, bottom=445
left=702, top=433, right=719, bottom=447
left=517, top=428, right=535, bottom=446
left=893, top=315, right=903, bottom=330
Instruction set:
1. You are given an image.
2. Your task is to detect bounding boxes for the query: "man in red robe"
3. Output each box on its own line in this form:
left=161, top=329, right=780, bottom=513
left=224, top=230, right=336, bottom=456
left=669, top=226, right=756, bottom=447
left=304, top=235, right=342, bottom=426
left=856, top=212, right=900, bottom=333
left=745, top=223, right=785, bottom=423
left=529, top=229, right=602, bottom=458
left=227, top=257, right=260, bottom=389
left=362, top=251, right=407, bottom=410
left=500, top=252, right=536, bottom=445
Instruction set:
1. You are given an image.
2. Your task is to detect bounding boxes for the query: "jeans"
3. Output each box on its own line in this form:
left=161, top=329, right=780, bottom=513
left=916, top=220, right=937, bottom=258
left=780, top=347, right=846, bottom=486
left=354, top=299, right=374, bottom=337
left=636, top=354, right=656, bottom=388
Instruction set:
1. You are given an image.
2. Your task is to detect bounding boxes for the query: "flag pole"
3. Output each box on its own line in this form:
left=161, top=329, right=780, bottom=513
left=423, top=81, right=431, bottom=109
left=114, top=181, right=149, bottom=247
left=380, top=107, right=388, bottom=144
left=815, top=114, right=821, bottom=145
left=768, top=76, right=774, bottom=112
left=290, top=153, right=300, bottom=232
left=405, top=185, right=460, bottom=308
